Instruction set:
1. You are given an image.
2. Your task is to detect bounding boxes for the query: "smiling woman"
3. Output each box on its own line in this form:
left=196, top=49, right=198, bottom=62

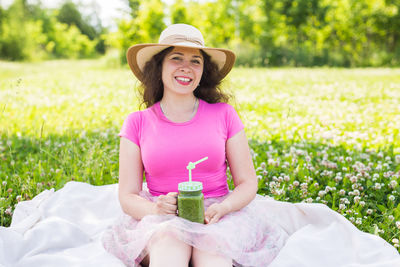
left=101, top=23, right=285, bottom=267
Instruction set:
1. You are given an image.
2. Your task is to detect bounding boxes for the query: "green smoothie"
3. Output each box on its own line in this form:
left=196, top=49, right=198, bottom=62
left=178, top=181, right=204, bottom=224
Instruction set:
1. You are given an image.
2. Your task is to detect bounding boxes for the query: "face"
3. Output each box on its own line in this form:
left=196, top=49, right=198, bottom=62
left=161, top=47, right=204, bottom=96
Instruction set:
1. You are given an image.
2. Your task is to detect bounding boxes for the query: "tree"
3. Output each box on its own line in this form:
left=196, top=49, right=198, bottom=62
left=57, top=1, right=96, bottom=40
left=170, top=0, right=191, bottom=24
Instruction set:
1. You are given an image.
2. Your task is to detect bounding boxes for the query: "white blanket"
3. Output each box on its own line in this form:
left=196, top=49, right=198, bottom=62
left=0, top=181, right=399, bottom=267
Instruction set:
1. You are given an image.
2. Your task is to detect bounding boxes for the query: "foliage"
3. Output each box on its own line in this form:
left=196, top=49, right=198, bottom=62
left=57, top=1, right=97, bottom=40
left=109, top=0, right=165, bottom=63
left=0, top=0, right=104, bottom=61
left=0, top=60, right=399, bottom=251
left=0, top=0, right=399, bottom=66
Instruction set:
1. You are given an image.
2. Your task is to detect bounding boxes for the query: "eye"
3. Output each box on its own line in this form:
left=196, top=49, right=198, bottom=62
left=191, top=59, right=202, bottom=65
left=171, top=56, right=182, bottom=61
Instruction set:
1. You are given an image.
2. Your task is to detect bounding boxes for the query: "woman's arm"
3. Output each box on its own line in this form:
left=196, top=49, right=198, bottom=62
left=205, top=129, right=258, bottom=224
left=118, top=137, right=178, bottom=220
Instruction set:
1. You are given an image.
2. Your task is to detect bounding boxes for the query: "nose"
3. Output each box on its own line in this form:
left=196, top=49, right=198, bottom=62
left=178, top=59, right=191, bottom=72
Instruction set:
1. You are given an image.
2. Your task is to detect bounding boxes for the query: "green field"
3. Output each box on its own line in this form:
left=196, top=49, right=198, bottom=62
left=1, top=60, right=399, bottom=250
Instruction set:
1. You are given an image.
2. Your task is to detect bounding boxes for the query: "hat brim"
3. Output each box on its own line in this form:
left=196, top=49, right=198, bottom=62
left=127, top=43, right=235, bottom=82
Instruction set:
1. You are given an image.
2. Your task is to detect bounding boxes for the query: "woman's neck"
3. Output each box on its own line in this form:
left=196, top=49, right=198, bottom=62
left=160, top=94, right=199, bottom=123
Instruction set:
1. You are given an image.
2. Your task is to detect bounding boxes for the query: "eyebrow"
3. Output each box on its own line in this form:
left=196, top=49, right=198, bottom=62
left=171, top=52, right=202, bottom=59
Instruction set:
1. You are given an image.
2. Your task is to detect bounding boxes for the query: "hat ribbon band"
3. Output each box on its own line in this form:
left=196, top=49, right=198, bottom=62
left=160, top=34, right=204, bottom=47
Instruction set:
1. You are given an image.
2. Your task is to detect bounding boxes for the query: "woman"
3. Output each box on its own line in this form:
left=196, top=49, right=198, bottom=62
left=103, top=24, right=286, bottom=267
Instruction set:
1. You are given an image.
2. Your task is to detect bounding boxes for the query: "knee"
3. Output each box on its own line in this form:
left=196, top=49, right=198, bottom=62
left=147, top=231, right=192, bottom=267
left=191, top=247, right=232, bottom=267
left=149, top=231, right=187, bottom=249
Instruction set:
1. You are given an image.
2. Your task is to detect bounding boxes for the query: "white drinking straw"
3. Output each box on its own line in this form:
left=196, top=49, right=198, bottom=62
left=186, top=156, right=208, bottom=182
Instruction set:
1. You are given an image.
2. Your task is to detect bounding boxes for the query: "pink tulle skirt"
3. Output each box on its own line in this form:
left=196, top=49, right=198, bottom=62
left=102, top=187, right=288, bottom=267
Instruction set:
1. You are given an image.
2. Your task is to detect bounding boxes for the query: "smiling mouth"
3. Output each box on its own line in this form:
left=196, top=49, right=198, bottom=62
left=175, top=76, right=193, bottom=85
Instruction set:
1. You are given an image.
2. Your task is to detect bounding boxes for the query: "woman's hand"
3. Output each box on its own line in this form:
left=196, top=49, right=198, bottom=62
left=204, top=202, right=231, bottom=224
left=153, top=192, right=178, bottom=215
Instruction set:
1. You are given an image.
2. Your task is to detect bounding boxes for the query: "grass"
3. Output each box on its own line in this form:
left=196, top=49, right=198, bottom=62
left=1, top=60, right=399, bottom=251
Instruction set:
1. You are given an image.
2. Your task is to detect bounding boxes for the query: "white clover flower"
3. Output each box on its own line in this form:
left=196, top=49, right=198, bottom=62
left=349, top=217, right=355, bottom=222
left=16, top=195, right=22, bottom=202
left=367, top=209, right=373, bottom=215
left=388, top=215, right=395, bottom=221
left=339, top=189, right=346, bottom=196
left=353, top=189, right=360, bottom=196
left=335, top=175, right=342, bottom=182
left=293, top=181, right=300, bottom=187
left=284, top=175, right=290, bottom=182
left=396, top=221, right=400, bottom=230
left=354, top=196, right=361, bottom=203
left=339, top=204, right=346, bottom=210
left=374, top=183, right=382, bottom=190
left=2, top=181, right=6, bottom=186
left=355, top=218, right=362, bottom=225
left=388, top=195, right=395, bottom=201
left=325, top=186, right=332, bottom=192
left=389, top=180, right=398, bottom=189
left=257, top=175, right=262, bottom=181
left=305, top=198, right=313, bottom=203
left=359, top=201, right=366, bottom=207
left=395, top=155, right=400, bottom=164
left=318, top=190, right=327, bottom=198
left=373, top=173, right=380, bottom=179
left=300, top=183, right=308, bottom=190
left=260, top=162, right=266, bottom=170
left=393, top=238, right=399, bottom=244
left=383, top=163, right=389, bottom=168
left=350, top=176, right=358, bottom=183
left=5, top=207, right=12, bottom=215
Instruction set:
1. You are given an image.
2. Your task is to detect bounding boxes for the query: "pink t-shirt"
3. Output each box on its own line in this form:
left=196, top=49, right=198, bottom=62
left=119, top=99, right=244, bottom=198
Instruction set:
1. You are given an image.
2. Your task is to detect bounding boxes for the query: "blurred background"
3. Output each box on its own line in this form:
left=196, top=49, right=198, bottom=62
left=0, top=0, right=399, bottom=67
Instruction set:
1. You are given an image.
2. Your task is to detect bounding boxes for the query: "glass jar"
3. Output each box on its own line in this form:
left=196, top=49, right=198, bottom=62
left=177, top=181, right=204, bottom=224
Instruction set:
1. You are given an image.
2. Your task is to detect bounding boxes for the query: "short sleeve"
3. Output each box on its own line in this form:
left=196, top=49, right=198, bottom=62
left=226, top=104, right=244, bottom=139
left=118, top=111, right=141, bottom=147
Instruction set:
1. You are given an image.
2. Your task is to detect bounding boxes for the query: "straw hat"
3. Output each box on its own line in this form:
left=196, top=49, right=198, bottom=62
left=126, top=24, right=236, bottom=82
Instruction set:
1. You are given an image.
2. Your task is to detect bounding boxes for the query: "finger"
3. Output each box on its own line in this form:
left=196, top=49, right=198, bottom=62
left=204, top=208, right=216, bottom=218
left=160, top=202, right=177, bottom=214
left=165, top=196, right=177, bottom=205
left=155, top=199, right=176, bottom=215
left=167, top=192, right=178, bottom=198
left=208, top=214, right=220, bottom=224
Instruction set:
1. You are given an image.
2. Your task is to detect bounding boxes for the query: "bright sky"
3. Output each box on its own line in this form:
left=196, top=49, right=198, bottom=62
left=1, top=0, right=175, bottom=29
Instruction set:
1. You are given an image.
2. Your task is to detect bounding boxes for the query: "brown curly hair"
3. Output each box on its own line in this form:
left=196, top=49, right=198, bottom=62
left=138, top=47, right=232, bottom=108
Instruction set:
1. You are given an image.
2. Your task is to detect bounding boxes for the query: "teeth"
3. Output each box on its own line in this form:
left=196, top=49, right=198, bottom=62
left=176, top=77, right=191, bottom=82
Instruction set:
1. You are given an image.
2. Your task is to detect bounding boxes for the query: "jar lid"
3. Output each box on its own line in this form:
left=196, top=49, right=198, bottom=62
left=178, top=181, right=203, bottom=191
